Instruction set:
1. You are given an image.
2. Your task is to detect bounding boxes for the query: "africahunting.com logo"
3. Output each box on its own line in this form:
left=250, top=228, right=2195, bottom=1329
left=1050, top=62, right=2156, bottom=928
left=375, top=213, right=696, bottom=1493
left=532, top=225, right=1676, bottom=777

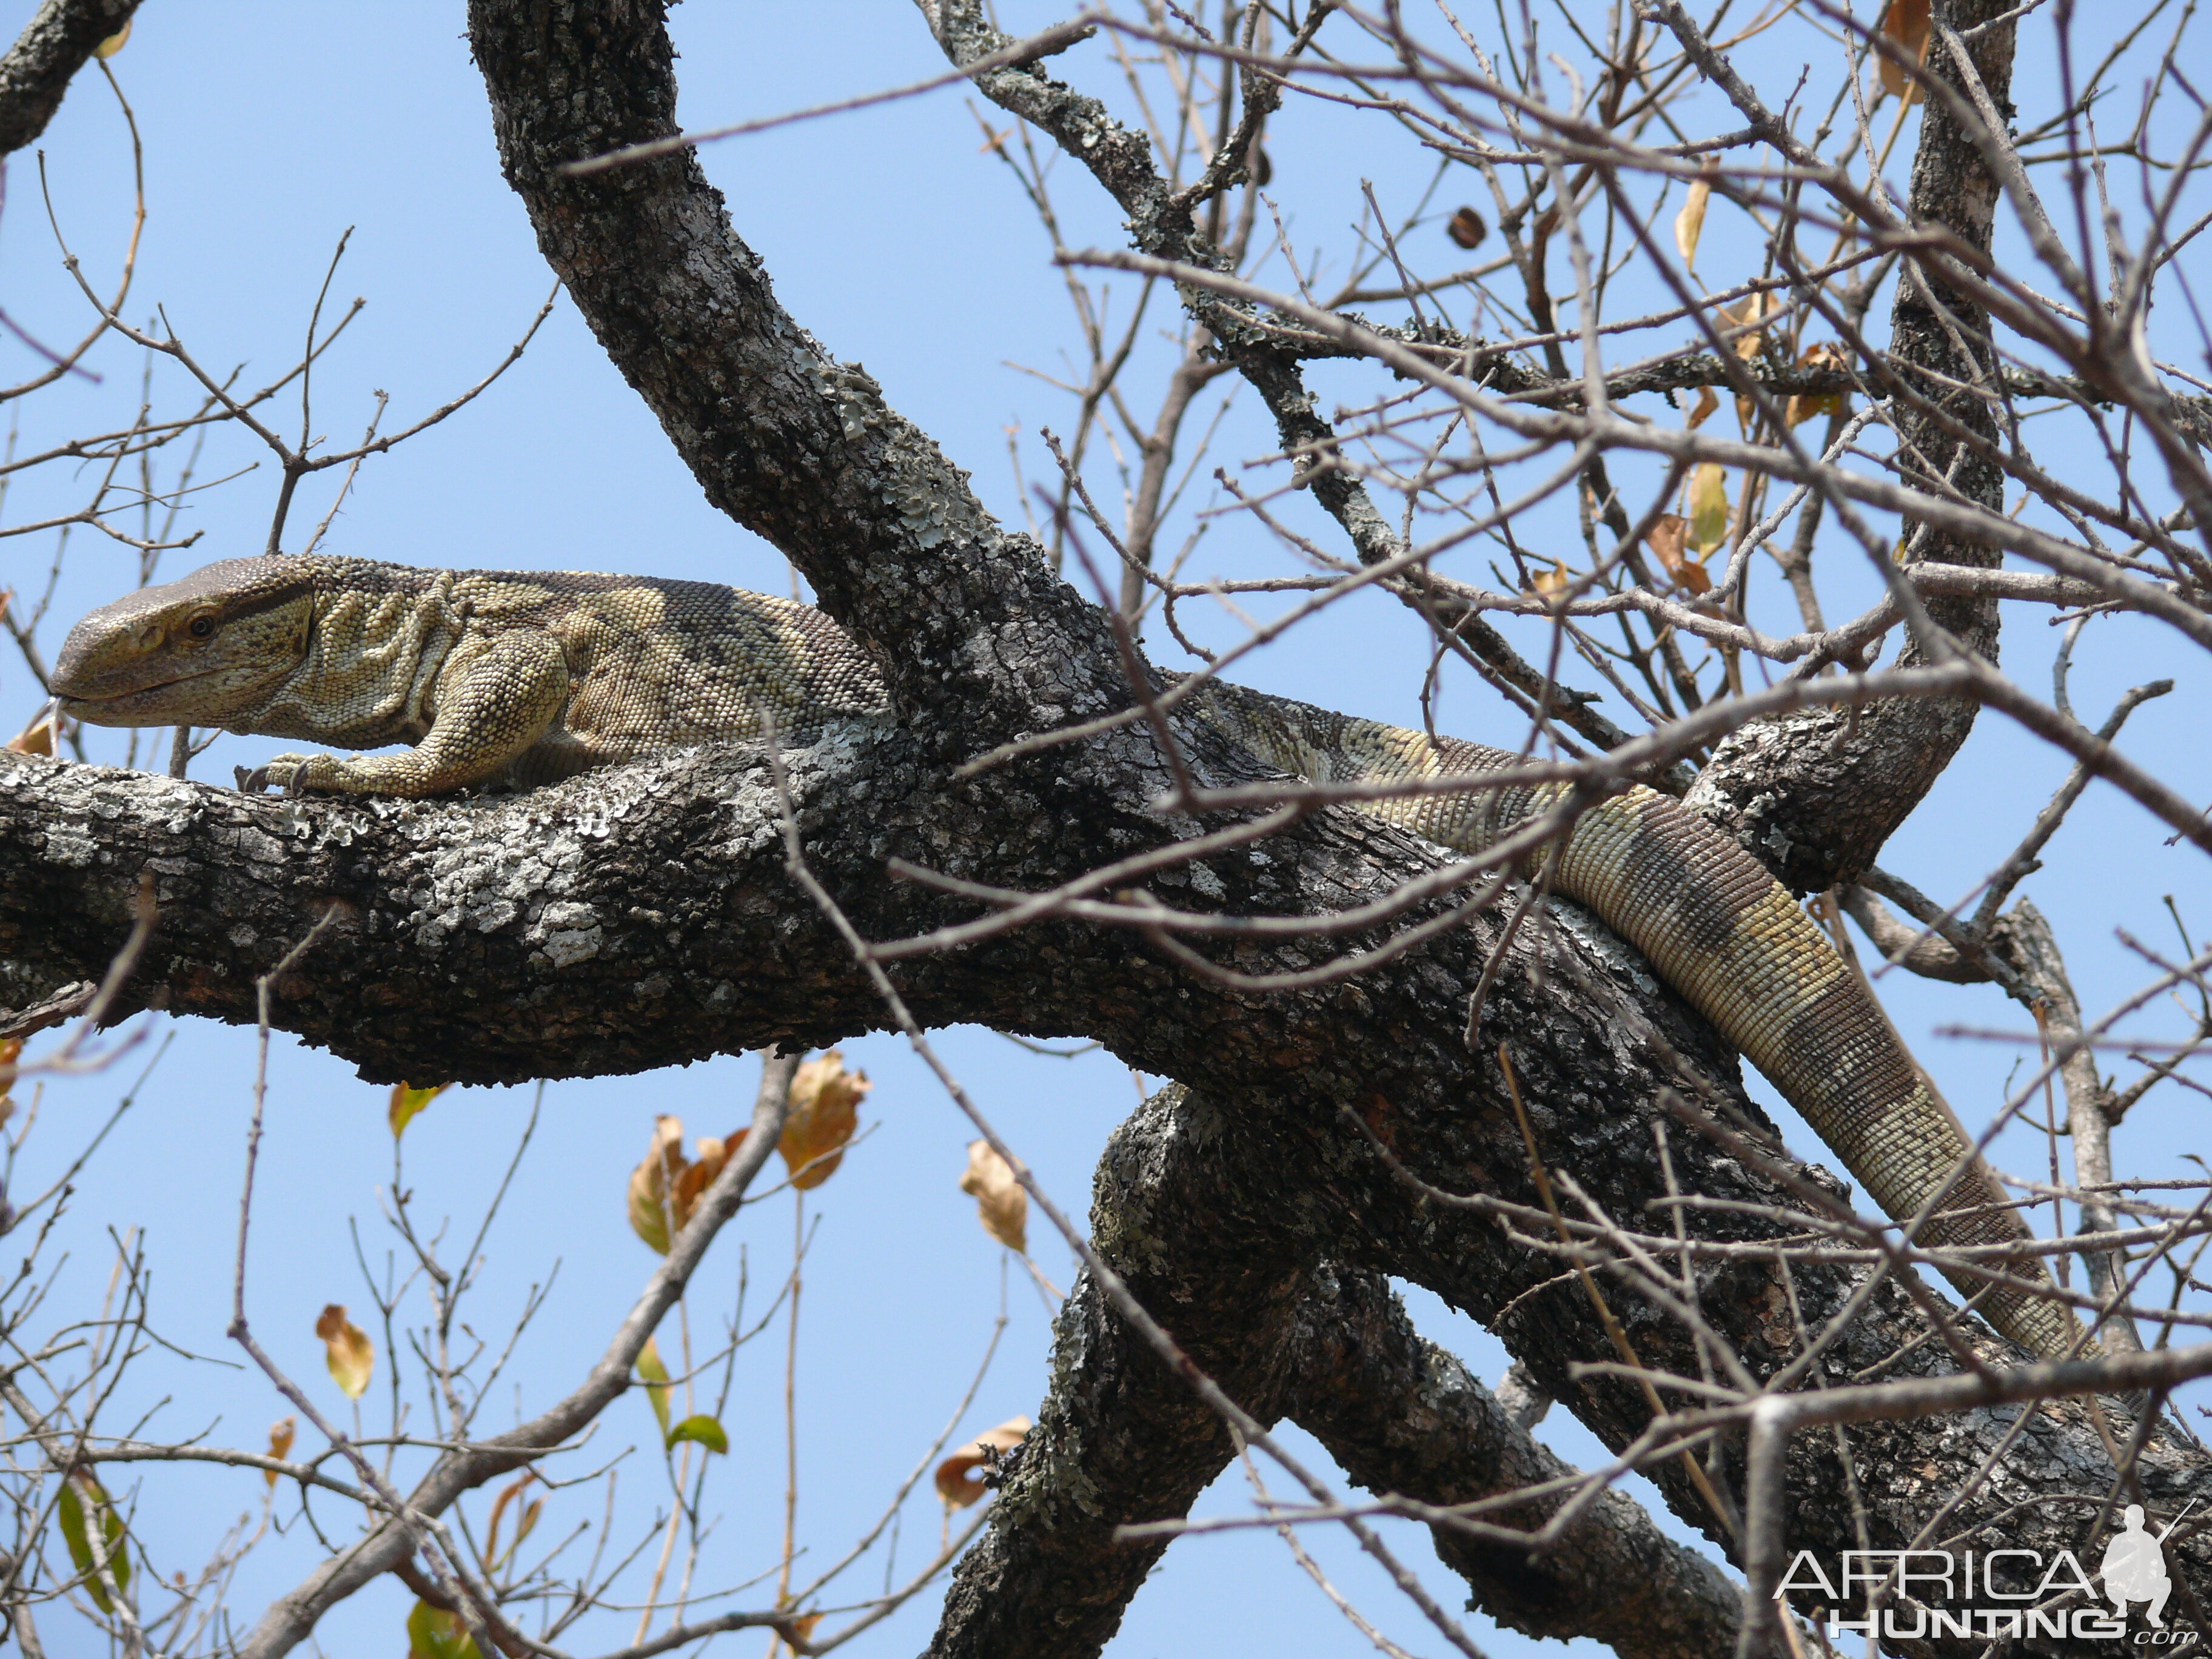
left=1778, top=1504, right=2196, bottom=1645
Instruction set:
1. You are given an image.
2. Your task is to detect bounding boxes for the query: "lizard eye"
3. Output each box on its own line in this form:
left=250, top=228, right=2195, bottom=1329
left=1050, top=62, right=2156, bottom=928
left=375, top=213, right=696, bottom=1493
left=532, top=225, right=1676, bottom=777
left=186, top=614, right=216, bottom=640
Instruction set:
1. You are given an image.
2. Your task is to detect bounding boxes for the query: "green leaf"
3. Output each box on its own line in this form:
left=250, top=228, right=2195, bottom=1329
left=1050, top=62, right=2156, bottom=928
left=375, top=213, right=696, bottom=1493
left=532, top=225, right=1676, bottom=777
left=635, top=1336, right=671, bottom=1444
left=406, top=1598, right=484, bottom=1659
left=1685, top=463, right=1731, bottom=554
left=57, top=1472, right=131, bottom=1614
left=666, top=1414, right=729, bottom=1455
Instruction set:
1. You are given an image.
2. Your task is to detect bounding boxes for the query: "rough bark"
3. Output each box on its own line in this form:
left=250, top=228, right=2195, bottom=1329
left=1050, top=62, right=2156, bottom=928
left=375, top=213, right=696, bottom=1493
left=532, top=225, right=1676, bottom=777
left=0, top=0, right=139, bottom=158
left=468, top=0, right=1122, bottom=758
left=1284, top=1262, right=1756, bottom=1659
left=926, top=1087, right=1312, bottom=1659
left=930, top=1085, right=1759, bottom=1659
left=1, top=4, right=2204, bottom=1656
left=8, top=709, right=2207, bottom=1656
left=1680, top=0, right=2022, bottom=892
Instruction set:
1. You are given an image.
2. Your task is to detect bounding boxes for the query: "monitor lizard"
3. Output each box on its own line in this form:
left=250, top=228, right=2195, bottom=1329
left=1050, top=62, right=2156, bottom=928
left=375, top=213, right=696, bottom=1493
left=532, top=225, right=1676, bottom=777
left=50, top=552, right=2082, bottom=1361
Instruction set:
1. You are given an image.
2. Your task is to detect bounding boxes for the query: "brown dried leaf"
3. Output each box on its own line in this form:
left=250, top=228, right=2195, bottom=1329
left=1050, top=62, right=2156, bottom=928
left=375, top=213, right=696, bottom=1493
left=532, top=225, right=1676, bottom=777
left=1785, top=340, right=1852, bottom=427
left=264, top=1416, right=295, bottom=1489
left=1525, top=561, right=1570, bottom=600
left=1715, top=295, right=1781, bottom=431
left=484, top=1472, right=537, bottom=1568
left=959, top=1139, right=1028, bottom=1254
left=315, top=1304, right=374, bottom=1399
left=627, top=1115, right=687, bottom=1254
left=780, top=1050, right=868, bottom=1191
left=626, top=1119, right=748, bottom=1252
left=1673, top=175, right=1711, bottom=268
left=934, top=1415, right=1032, bottom=1509
left=1685, top=385, right=1719, bottom=430
left=672, top=1134, right=724, bottom=1223
left=785, top=1612, right=825, bottom=1646
left=1646, top=514, right=1713, bottom=594
left=1716, top=293, right=1778, bottom=363
left=1877, top=0, right=1931, bottom=103
left=1445, top=206, right=1487, bottom=250
left=5, top=712, right=52, bottom=756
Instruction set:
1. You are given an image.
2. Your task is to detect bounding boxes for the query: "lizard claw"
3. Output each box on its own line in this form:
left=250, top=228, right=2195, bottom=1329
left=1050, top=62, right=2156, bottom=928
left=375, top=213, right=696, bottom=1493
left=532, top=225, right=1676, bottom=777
left=237, top=759, right=315, bottom=794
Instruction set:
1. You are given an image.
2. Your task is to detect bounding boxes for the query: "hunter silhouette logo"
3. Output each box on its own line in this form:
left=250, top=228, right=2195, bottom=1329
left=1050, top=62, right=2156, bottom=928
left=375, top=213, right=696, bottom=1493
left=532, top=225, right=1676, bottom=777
left=1780, top=1502, right=2201, bottom=1645
left=2103, top=1503, right=2187, bottom=1628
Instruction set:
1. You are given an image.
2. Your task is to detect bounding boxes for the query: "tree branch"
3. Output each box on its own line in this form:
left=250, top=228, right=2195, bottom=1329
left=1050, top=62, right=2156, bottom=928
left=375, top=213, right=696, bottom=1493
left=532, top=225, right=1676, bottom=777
left=0, top=0, right=138, bottom=159
left=1675, top=0, right=2026, bottom=890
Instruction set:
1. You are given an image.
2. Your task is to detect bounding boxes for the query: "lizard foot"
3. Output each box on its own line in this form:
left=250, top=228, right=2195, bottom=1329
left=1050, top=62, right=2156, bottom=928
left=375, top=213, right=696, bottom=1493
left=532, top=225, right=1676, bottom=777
left=235, top=756, right=324, bottom=796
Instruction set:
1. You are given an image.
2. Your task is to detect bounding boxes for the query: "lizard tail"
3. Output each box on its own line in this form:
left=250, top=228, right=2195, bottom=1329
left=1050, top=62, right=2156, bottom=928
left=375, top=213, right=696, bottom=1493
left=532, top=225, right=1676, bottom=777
left=1188, top=680, right=2083, bottom=1360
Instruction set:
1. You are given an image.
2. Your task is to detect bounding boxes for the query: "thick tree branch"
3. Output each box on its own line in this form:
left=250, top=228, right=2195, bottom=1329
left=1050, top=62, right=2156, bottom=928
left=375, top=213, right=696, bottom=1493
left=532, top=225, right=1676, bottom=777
left=467, top=0, right=1124, bottom=754
left=931, top=1085, right=1764, bottom=1659
left=8, top=709, right=2208, bottom=1652
left=1679, top=0, right=2023, bottom=891
left=5, top=4, right=2202, bottom=1652
left=1285, top=1262, right=1762, bottom=1659
left=0, top=0, right=138, bottom=158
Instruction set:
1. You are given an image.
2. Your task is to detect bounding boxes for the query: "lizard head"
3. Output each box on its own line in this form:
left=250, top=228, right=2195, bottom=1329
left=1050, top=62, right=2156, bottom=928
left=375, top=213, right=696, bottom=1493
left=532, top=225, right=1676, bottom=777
left=53, top=557, right=315, bottom=728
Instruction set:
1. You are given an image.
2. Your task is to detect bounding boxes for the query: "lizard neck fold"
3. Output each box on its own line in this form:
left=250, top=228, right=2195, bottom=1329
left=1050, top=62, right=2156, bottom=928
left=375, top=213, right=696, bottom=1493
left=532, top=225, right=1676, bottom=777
left=243, top=563, right=468, bottom=748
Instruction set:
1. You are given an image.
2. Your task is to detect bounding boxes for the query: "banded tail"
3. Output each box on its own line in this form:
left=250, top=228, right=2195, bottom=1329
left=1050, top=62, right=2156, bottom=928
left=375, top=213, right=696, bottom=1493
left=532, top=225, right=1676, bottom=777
left=1190, top=680, right=2082, bottom=1361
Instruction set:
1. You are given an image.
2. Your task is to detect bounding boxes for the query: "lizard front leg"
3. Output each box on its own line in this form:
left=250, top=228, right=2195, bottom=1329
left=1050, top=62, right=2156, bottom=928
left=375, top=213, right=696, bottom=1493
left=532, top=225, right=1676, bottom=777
left=240, top=631, right=571, bottom=798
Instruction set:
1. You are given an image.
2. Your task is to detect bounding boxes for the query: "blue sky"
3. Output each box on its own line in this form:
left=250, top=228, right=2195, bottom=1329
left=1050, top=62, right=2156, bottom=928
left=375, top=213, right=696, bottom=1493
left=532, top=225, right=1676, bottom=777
left=2, top=4, right=2207, bottom=1657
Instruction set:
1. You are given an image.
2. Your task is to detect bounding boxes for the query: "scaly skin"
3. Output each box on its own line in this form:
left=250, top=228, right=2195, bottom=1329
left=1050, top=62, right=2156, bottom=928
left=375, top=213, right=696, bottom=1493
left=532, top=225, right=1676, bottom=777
left=52, top=555, right=885, bottom=795
left=1190, top=681, right=2083, bottom=1362
left=55, top=555, right=2080, bottom=1358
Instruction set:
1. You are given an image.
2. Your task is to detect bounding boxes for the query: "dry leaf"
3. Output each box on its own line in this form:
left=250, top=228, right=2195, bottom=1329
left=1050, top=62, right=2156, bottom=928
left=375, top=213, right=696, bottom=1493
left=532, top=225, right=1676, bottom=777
left=934, top=1415, right=1031, bottom=1508
left=1685, top=385, right=1719, bottom=430
left=1646, top=514, right=1712, bottom=595
left=627, top=1116, right=688, bottom=1254
left=959, top=1139, right=1027, bottom=1254
left=1716, top=293, right=1777, bottom=362
left=1716, top=295, right=1780, bottom=431
left=672, top=1134, right=731, bottom=1231
left=1785, top=340, right=1852, bottom=427
left=315, top=1304, right=374, bottom=1399
left=784, top=1612, right=825, bottom=1646
left=1528, top=562, right=1570, bottom=600
left=93, top=21, right=129, bottom=57
left=1673, top=175, right=1711, bottom=267
left=264, top=1416, right=296, bottom=1489
left=1445, top=206, right=1487, bottom=250
left=0, top=1033, right=19, bottom=1128
left=779, top=1050, right=868, bottom=1190
left=387, top=1082, right=448, bottom=1140
left=629, top=1107, right=763, bottom=1254
left=4, top=712, right=52, bottom=756
left=1877, top=0, right=1931, bottom=103
left=1685, top=463, right=1732, bottom=555
left=484, top=1473, right=538, bottom=1568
